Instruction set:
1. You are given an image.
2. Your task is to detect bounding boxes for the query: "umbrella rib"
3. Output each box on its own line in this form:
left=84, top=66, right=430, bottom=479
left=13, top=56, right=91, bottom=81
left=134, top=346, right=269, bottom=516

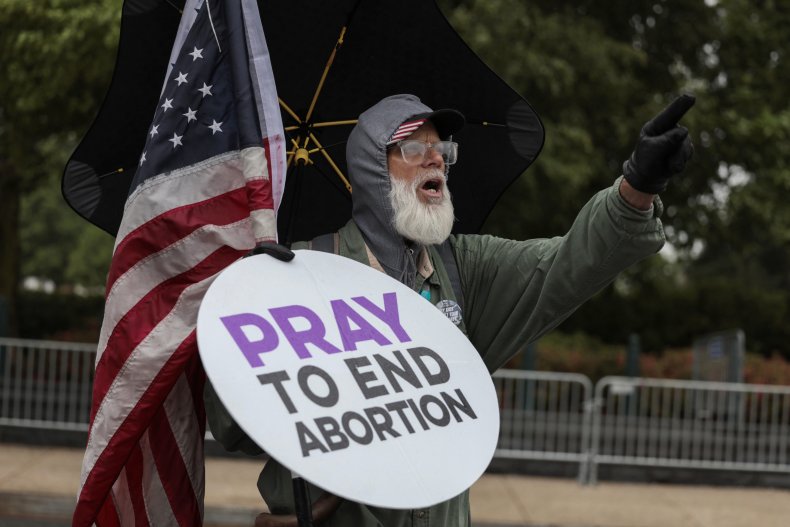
left=309, top=132, right=352, bottom=193
left=311, top=120, right=358, bottom=128
left=310, top=156, right=353, bottom=202
left=97, top=167, right=127, bottom=180
left=308, top=140, right=347, bottom=153
left=285, top=132, right=304, bottom=167
left=294, top=136, right=313, bottom=166
left=279, top=98, right=302, bottom=124
left=163, top=0, right=183, bottom=14
left=288, top=140, right=346, bottom=163
left=304, top=25, right=347, bottom=123
left=285, top=120, right=357, bottom=132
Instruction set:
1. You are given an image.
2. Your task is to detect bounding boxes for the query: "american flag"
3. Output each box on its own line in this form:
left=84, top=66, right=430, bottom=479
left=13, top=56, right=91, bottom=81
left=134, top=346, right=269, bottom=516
left=73, top=0, right=285, bottom=524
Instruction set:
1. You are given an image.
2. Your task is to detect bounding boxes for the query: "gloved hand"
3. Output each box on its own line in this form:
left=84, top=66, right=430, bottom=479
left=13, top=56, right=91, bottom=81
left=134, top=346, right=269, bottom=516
left=247, top=241, right=295, bottom=261
left=623, top=94, right=696, bottom=194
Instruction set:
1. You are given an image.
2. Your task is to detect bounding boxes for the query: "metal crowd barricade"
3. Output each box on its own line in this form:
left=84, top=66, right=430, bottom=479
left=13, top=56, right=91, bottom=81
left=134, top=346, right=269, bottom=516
left=4, top=337, right=790, bottom=487
left=492, top=369, right=594, bottom=482
left=0, top=337, right=96, bottom=431
left=588, top=376, right=790, bottom=484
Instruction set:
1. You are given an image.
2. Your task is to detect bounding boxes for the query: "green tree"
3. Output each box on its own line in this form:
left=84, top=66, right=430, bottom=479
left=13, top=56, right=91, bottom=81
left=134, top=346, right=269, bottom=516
left=442, top=0, right=790, bottom=355
left=443, top=0, right=718, bottom=239
left=684, top=8, right=790, bottom=254
left=7, top=0, right=790, bottom=355
left=20, top=135, right=113, bottom=292
left=0, top=0, right=119, bottom=333
left=631, top=0, right=790, bottom=354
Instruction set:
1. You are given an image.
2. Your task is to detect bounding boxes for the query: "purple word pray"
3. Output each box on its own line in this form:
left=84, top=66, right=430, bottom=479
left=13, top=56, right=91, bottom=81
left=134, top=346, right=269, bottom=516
left=220, top=292, right=412, bottom=368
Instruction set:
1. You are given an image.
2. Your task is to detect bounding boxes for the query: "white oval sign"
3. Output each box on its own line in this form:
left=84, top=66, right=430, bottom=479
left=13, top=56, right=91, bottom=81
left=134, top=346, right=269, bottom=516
left=197, top=250, right=499, bottom=509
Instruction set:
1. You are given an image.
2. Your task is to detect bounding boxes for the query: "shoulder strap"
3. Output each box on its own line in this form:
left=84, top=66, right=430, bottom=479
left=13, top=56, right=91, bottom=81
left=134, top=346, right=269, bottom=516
left=309, top=231, right=463, bottom=311
left=435, top=239, right=464, bottom=313
left=308, top=232, right=338, bottom=254
left=310, top=231, right=388, bottom=273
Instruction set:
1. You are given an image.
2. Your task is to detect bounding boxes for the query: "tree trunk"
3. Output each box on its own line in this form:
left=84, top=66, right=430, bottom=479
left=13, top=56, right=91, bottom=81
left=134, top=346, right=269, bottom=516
left=0, top=163, right=20, bottom=337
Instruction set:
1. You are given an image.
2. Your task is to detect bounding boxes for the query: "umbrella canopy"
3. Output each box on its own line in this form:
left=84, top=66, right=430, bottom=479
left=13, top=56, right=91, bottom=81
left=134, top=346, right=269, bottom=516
left=63, top=0, right=544, bottom=243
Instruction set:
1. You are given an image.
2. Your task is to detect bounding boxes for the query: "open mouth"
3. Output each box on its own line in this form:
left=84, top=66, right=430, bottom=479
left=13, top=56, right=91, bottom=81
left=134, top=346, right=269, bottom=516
left=418, top=177, right=444, bottom=200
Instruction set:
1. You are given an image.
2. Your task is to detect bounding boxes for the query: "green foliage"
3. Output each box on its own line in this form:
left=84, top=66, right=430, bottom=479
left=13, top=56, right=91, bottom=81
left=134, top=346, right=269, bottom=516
left=20, top=136, right=113, bottom=289
left=17, top=290, right=104, bottom=342
left=532, top=332, right=790, bottom=385
left=0, top=0, right=119, bottom=333
left=565, top=264, right=790, bottom=356
left=443, top=0, right=706, bottom=238
left=440, top=0, right=790, bottom=357
left=5, top=0, right=790, bottom=355
left=0, top=0, right=120, bottom=166
left=534, top=332, right=625, bottom=382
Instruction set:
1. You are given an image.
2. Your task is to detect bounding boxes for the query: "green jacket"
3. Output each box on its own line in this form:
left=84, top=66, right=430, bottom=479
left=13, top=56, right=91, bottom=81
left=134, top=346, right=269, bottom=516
left=204, top=177, right=664, bottom=526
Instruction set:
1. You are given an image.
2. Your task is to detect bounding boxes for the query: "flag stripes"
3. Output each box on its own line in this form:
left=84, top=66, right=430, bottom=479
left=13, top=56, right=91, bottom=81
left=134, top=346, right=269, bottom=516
left=387, top=118, right=427, bottom=144
left=115, top=152, right=255, bottom=245
left=150, top=385, right=204, bottom=524
left=74, top=1, right=285, bottom=522
left=83, top=246, right=243, bottom=476
left=107, top=186, right=253, bottom=289
left=125, top=444, right=147, bottom=524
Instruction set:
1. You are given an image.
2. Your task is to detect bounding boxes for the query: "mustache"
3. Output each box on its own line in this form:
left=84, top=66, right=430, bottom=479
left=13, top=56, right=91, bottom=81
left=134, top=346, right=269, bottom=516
left=410, top=168, right=446, bottom=189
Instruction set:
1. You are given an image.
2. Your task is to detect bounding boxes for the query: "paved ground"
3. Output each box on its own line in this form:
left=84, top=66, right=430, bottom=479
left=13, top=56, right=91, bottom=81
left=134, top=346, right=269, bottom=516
left=1, top=443, right=789, bottom=526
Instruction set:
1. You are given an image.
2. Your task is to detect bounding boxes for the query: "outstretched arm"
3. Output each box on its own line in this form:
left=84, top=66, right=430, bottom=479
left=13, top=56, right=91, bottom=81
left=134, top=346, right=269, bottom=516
left=456, top=95, right=697, bottom=371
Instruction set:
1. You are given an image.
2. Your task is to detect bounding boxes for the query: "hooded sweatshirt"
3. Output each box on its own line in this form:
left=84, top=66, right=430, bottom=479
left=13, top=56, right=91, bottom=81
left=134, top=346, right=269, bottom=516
left=346, top=94, right=445, bottom=287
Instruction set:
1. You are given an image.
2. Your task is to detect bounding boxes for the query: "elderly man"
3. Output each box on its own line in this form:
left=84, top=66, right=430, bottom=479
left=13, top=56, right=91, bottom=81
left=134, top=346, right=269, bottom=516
left=205, top=93, right=693, bottom=526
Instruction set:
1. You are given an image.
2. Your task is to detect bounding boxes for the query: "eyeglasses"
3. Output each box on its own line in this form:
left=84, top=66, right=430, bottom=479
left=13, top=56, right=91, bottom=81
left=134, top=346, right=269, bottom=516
left=390, top=140, right=459, bottom=166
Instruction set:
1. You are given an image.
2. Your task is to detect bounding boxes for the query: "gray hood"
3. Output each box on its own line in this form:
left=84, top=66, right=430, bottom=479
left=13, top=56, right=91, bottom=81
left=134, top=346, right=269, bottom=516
left=346, top=94, right=440, bottom=285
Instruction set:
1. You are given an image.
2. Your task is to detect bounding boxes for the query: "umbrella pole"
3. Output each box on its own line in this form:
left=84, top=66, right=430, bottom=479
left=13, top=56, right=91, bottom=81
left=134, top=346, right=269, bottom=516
left=292, top=473, right=314, bottom=527
left=283, top=162, right=303, bottom=245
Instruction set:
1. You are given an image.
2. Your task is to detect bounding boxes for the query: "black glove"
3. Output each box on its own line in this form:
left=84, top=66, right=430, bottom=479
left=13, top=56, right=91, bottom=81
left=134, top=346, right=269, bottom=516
left=623, top=94, right=696, bottom=194
left=247, top=241, right=295, bottom=261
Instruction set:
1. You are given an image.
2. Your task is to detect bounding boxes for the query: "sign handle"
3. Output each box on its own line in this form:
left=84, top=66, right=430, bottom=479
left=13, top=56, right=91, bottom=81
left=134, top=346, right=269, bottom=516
left=291, top=472, right=314, bottom=527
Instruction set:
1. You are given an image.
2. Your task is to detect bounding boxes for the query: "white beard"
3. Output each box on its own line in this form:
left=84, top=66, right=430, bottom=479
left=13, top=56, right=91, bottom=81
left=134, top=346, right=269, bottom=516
left=388, top=168, right=455, bottom=245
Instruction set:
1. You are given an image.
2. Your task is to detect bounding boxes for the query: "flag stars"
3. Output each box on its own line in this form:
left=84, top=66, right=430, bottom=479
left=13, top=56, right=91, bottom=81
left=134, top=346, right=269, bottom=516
left=169, top=132, right=183, bottom=148
left=209, top=120, right=223, bottom=135
left=188, top=47, right=204, bottom=61
left=149, top=124, right=159, bottom=138
left=139, top=151, right=147, bottom=166
left=183, top=107, right=197, bottom=122
left=198, top=83, right=213, bottom=98
left=174, top=71, right=188, bottom=86
left=161, top=98, right=173, bottom=112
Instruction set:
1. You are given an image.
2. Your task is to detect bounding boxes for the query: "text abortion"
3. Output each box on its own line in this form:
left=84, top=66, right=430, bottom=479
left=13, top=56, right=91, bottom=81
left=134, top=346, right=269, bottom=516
left=219, top=292, right=479, bottom=457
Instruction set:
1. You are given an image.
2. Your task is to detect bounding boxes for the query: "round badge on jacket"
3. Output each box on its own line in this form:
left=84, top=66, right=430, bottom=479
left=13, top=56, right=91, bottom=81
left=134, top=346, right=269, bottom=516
left=435, top=299, right=462, bottom=326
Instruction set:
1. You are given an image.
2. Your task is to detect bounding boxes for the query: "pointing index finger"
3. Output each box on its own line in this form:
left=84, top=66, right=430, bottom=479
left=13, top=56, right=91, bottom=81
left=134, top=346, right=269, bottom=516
left=643, top=94, right=696, bottom=136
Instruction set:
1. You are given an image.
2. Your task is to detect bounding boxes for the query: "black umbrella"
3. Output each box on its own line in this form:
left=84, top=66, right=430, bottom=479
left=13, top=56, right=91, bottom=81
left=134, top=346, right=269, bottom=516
left=63, top=0, right=544, bottom=243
